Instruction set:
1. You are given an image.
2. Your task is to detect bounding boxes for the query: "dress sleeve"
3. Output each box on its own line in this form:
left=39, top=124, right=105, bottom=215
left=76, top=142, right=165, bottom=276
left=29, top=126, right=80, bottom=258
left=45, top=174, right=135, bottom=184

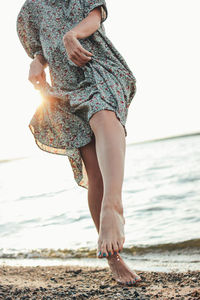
left=16, top=1, right=43, bottom=59
left=83, top=0, right=108, bottom=23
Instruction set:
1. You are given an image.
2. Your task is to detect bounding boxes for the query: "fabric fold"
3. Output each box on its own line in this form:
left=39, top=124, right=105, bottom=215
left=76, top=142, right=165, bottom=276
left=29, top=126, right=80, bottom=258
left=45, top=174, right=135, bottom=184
left=16, top=0, right=137, bottom=189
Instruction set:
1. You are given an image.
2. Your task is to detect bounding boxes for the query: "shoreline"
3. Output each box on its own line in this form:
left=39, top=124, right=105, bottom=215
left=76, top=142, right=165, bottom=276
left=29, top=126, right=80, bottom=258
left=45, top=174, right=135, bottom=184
left=0, top=265, right=199, bottom=299
left=1, top=248, right=200, bottom=273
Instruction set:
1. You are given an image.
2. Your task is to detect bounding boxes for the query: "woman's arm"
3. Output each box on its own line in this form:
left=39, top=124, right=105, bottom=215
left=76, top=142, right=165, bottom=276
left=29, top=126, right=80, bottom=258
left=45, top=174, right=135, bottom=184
left=28, top=54, right=48, bottom=89
left=63, top=7, right=102, bottom=67
left=34, top=54, right=48, bottom=68
left=67, top=6, right=102, bottom=39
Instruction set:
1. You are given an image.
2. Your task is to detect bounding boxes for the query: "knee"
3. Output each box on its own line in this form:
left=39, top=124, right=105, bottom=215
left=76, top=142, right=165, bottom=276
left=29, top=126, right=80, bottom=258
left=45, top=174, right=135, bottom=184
left=89, top=110, right=117, bottom=131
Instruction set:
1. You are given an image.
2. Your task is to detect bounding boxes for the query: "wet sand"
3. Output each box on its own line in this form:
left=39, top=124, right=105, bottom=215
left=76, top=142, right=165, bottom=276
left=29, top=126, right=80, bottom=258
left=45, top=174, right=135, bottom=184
left=0, top=265, right=199, bottom=299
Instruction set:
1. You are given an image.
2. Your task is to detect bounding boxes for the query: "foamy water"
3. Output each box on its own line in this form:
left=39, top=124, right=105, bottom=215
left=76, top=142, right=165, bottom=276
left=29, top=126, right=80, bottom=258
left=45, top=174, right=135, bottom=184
left=0, top=134, right=200, bottom=272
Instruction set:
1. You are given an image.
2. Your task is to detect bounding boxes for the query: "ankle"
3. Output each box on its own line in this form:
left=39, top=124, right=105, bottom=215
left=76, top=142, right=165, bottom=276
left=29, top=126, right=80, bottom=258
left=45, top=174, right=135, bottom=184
left=101, top=199, right=124, bottom=215
left=107, top=252, right=121, bottom=261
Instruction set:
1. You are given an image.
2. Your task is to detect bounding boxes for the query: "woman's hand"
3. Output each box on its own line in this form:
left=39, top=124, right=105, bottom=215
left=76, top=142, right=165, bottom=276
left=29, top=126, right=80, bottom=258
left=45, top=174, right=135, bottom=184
left=28, top=57, right=47, bottom=90
left=63, top=31, right=93, bottom=67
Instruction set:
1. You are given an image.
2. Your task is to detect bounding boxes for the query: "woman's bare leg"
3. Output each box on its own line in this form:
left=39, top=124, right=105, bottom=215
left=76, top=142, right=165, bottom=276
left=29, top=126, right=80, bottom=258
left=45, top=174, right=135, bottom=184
left=89, top=110, right=126, bottom=258
left=79, top=133, right=141, bottom=285
left=80, top=134, right=104, bottom=232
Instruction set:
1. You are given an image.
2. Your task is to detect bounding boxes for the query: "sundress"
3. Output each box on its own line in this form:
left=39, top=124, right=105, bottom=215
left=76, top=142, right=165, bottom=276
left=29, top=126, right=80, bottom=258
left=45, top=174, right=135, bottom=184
left=16, top=0, right=137, bottom=189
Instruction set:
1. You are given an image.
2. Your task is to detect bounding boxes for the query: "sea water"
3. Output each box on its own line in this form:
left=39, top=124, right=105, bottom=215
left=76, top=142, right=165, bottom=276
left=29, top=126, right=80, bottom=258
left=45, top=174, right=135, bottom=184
left=0, top=134, right=199, bottom=272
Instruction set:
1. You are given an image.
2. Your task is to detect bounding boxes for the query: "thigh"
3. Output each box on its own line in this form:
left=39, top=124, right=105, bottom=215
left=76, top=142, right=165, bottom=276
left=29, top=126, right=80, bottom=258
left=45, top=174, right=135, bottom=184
left=89, top=110, right=117, bottom=128
left=89, top=110, right=125, bottom=137
left=79, top=135, right=102, bottom=182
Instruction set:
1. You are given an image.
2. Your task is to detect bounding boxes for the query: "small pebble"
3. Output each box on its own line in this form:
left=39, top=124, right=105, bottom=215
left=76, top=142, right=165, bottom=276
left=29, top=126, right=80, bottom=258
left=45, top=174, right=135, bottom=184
left=134, top=291, right=140, bottom=297
left=100, top=284, right=109, bottom=289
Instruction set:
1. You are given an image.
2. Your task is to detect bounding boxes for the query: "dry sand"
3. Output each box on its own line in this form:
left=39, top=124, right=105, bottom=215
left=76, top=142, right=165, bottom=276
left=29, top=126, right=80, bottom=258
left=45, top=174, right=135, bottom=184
left=0, top=265, right=199, bottom=299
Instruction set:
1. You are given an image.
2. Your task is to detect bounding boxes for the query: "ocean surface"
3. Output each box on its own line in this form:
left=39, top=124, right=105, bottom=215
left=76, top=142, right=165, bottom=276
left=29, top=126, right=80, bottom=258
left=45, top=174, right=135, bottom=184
left=0, top=133, right=200, bottom=273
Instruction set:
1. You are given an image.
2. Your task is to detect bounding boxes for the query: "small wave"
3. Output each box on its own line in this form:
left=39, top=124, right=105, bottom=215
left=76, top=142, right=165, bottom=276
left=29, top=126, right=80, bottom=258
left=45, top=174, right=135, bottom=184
left=146, top=165, right=171, bottom=171
left=0, top=247, right=97, bottom=259
left=124, top=238, right=200, bottom=254
left=0, top=239, right=199, bottom=260
left=143, top=206, right=173, bottom=212
left=178, top=176, right=200, bottom=183
left=0, top=157, right=28, bottom=164
left=16, top=189, right=68, bottom=202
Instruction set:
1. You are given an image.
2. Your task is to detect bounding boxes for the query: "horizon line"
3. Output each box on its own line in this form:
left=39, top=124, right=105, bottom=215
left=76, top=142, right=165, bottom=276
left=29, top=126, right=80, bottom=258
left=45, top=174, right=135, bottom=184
left=127, top=131, right=200, bottom=146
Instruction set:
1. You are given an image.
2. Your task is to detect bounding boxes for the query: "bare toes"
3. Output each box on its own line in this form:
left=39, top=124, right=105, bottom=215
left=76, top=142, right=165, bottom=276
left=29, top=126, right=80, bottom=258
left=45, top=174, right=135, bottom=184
left=97, top=241, right=103, bottom=258
left=112, top=241, right=119, bottom=254
left=100, top=241, right=109, bottom=258
left=106, top=242, right=113, bottom=256
left=117, top=241, right=123, bottom=252
left=135, top=275, right=142, bottom=282
left=129, top=273, right=141, bottom=285
left=128, top=280, right=136, bottom=286
left=122, top=277, right=130, bottom=285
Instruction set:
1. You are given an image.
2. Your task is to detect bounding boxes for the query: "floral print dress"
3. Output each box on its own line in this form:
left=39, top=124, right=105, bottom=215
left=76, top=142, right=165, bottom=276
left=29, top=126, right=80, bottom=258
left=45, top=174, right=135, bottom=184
left=16, top=0, right=137, bottom=189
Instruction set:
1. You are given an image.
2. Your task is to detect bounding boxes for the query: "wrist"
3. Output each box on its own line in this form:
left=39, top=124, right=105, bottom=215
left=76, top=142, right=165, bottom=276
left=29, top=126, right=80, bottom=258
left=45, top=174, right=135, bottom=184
left=33, top=54, right=48, bottom=68
left=64, top=30, right=79, bottom=40
left=30, top=59, right=45, bottom=71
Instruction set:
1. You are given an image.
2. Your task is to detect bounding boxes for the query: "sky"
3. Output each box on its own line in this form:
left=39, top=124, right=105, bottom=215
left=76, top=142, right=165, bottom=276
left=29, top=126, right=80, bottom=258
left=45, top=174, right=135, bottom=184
left=0, top=0, right=200, bottom=159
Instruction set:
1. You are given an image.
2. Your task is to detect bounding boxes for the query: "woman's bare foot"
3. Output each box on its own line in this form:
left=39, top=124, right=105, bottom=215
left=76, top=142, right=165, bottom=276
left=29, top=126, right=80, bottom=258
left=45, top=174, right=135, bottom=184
left=97, top=202, right=125, bottom=258
left=107, top=253, right=142, bottom=285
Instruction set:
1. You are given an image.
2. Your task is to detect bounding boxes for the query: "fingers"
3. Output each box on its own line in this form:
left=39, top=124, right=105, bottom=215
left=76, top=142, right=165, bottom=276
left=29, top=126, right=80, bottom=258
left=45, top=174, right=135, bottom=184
left=70, top=58, right=85, bottom=67
left=28, top=61, right=47, bottom=89
left=64, top=37, right=93, bottom=67
left=70, top=55, right=92, bottom=67
left=75, top=49, right=92, bottom=62
left=69, top=52, right=92, bottom=67
left=41, top=71, right=46, bottom=82
left=77, top=46, right=93, bottom=65
left=80, top=47, right=93, bottom=57
left=29, top=74, right=46, bottom=90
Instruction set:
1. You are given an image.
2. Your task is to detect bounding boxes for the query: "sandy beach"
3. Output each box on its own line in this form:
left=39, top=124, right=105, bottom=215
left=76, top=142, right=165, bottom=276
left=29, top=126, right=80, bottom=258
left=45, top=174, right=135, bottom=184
left=0, top=265, right=199, bottom=299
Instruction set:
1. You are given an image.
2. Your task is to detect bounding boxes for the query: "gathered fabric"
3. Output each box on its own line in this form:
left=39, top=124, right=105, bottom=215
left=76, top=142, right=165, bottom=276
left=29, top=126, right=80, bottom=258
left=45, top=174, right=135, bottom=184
left=16, top=0, right=137, bottom=189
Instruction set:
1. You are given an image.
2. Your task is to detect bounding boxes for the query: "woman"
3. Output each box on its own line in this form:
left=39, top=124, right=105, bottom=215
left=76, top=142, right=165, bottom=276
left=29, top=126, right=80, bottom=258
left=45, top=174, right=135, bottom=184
left=16, top=0, right=141, bottom=286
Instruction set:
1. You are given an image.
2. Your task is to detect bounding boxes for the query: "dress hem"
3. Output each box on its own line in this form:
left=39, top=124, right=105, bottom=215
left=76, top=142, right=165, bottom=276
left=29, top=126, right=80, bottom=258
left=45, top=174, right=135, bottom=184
left=29, top=123, right=91, bottom=190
